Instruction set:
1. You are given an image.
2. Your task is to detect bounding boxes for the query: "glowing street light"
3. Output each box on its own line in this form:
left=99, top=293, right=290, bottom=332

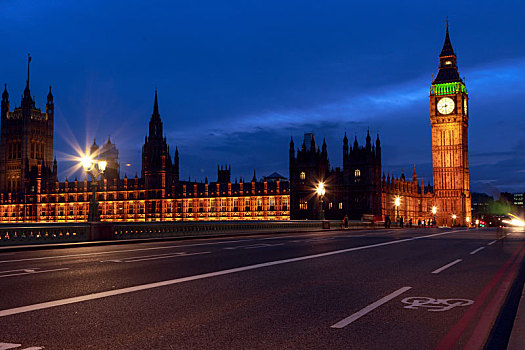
left=452, top=214, right=457, bottom=227
left=316, top=182, right=326, bottom=220
left=394, top=196, right=401, bottom=222
left=81, top=154, right=107, bottom=222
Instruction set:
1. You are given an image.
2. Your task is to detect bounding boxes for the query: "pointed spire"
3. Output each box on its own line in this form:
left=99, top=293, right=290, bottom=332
left=26, top=54, right=31, bottom=88
left=252, top=169, right=256, bottom=182
left=2, top=83, right=8, bottom=101
left=149, top=90, right=163, bottom=137
left=440, top=18, right=455, bottom=58
left=322, top=137, right=327, bottom=153
left=153, top=89, right=159, bottom=116
left=343, top=131, right=348, bottom=143
left=24, top=54, right=31, bottom=98
left=433, top=19, right=462, bottom=84
left=47, top=86, right=53, bottom=102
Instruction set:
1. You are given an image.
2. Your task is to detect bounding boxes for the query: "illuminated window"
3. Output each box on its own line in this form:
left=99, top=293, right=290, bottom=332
left=300, top=172, right=306, bottom=180
left=269, top=197, right=275, bottom=211
left=339, top=202, right=343, bottom=210
left=355, top=169, right=361, bottom=177
left=299, top=202, right=307, bottom=210
left=328, top=202, right=333, bottom=209
left=445, top=60, right=452, bottom=65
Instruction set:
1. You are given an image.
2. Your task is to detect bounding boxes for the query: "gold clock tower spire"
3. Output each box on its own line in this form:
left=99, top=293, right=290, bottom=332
left=430, top=22, right=471, bottom=226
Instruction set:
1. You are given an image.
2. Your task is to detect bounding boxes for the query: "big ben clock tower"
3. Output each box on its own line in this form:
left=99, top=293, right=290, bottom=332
left=430, top=22, right=472, bottom=226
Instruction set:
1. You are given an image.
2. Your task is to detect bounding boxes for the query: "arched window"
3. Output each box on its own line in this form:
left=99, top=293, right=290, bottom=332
left=355, top=169, right=361, bottom=177
left=300, top=172, right=306, bottom=180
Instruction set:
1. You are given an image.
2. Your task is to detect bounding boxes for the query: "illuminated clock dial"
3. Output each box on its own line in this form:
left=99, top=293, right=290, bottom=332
left=437, top=97, right=455, bottom=115
left=463, top=99, right=467, bottom=115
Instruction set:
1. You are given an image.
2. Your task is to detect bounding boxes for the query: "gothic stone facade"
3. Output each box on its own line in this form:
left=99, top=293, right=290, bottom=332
left=0, top=25, right=469, bottom=225
left=0, top=86, right=289, bottom=222
left=290, top=25, right=470, bottom=225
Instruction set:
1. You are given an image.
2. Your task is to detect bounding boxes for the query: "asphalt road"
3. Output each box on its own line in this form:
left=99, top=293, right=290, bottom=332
left=0, top=226, right=523, bottom=349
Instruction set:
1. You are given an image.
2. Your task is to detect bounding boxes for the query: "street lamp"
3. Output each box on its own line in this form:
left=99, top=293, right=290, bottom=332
left=466, top=216, right=470, bottom=228
left=394, top=196, right=401, bottom=222
left=316, top=182, right=326, bottom=220
left=452, top=214, right=457, bottom=227
left=82, top=155, right=107, bottom=222
left=432, top=206, right=437, bottom=226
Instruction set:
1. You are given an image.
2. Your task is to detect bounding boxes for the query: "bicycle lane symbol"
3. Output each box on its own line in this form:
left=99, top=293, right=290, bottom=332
left=401, top=297, right=474, bottom=312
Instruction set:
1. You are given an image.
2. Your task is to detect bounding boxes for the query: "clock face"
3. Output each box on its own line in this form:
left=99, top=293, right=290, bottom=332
left=437, top=97, right=455, bottom=115
left=463, top=99, right=467, bottom=115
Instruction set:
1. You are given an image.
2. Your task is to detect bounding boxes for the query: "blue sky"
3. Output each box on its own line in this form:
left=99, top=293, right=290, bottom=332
left=1, top=0, right=524, bottom=195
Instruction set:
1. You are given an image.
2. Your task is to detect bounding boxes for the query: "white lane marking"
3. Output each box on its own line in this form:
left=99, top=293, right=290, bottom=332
left=224, top=243, right=284, bottom=250
left=244, top=243, right=284, bottom=249
left=0, top=268, right=69, bottom=278
left=488, top=240, right=497, bottom=246
left=331, top=286, right=412, bottom=329
left=101, top=251, right=210, bottom=263
left=0, top=343, right=21, bottom=350
left=431, top=259, right=463, bottom=274
left=0, top=231, right=347, bottom=264
left=21, top=347, right=43, bottom=350
left=0, top=268, right=38, bottom=274
left=0, top=230, right=458, bottom=318
left=470, top=247, right=485, bottom=255
left=124, top=251, right=210, bottom=263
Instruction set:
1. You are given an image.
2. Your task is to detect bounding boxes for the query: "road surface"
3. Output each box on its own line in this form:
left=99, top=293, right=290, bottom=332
left=0, top=227, right=523, bottom=349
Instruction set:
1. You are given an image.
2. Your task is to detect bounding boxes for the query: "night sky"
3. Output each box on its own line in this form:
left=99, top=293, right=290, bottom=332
left=1, top=1, right=524, bottom=196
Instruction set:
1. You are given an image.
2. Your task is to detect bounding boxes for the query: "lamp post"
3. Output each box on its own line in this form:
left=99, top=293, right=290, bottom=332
left=432, top=206, right=437, bottom=226
left=452, top=214, right=457, bottom=227
left=394, top=196, right=401, bottom=222
left=316, top=182, right=326, bottom=220
left=466, top=216, right=470, bottom=228
left=82, top=155, right=107, bottom=222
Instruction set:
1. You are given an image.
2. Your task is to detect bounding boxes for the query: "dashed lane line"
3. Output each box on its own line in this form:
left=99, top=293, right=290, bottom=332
left=0, top=230, right=459, bottom=318
left=0, top=228, right=449, bottom=265
left=432, top=259, right=463, bottom=274
left=488, top=240, right=497, bottom=246
left=470, top=247, right=485, bottom=255
left=0, top=268, right=69, bottom=278
left=331, top=286, right=412, bottom=328
left=0, top=343, right=42, bottom=350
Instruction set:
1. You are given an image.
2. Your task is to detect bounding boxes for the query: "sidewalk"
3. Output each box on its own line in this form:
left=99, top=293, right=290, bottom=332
left=508, top=282, right=525, bottom=349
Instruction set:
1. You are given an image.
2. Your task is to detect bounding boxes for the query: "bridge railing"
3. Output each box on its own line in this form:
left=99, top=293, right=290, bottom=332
left=0, top=219, right=385, bottom=246
left=0, top=223, right=90, bottom=245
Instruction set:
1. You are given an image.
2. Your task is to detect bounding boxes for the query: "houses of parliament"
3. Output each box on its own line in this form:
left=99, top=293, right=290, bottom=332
left=0, top=25, right=471, bottom=226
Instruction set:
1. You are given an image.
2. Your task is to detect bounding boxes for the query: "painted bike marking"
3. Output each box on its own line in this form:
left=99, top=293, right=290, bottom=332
left=401, top=297, right=473, bottom=312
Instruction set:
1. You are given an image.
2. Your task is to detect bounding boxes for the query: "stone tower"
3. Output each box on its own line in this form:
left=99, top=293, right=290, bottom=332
left=430, top=22, right=471, bottom=226
left=141, top=90, right=179, bottom=195
left=0, top=55, right=56, bottom=194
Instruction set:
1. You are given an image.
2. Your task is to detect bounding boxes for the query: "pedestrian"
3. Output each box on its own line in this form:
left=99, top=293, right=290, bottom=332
left=400, top=216, right=404, bottom=228
left=409, top=218, right=412, bottom=228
